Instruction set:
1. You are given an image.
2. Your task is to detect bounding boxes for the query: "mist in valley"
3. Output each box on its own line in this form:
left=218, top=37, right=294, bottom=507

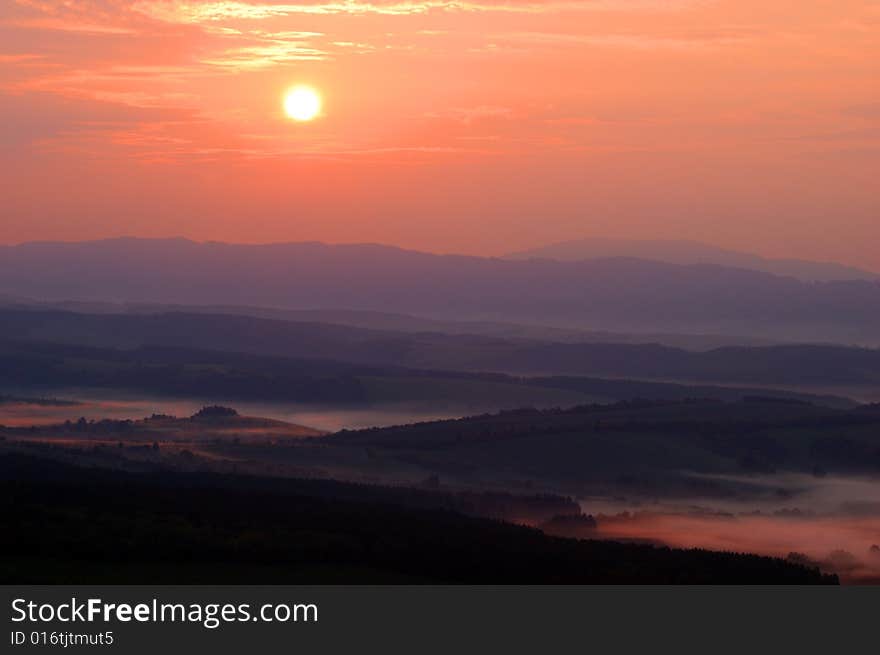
left=577, top=474, right=880, bottom=583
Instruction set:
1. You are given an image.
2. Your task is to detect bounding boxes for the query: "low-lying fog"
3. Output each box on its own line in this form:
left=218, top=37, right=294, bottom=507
left=0, top=390, right=489, bottom=431
left=581, top=473, right=880, bottom=583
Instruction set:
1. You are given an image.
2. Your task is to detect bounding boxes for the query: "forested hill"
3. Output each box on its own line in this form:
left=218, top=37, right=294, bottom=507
left=1, top=307, right=878, bottom=392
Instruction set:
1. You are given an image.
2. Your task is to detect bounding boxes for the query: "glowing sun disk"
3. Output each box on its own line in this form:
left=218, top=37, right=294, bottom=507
left=284, top=86, right=321, bottom=121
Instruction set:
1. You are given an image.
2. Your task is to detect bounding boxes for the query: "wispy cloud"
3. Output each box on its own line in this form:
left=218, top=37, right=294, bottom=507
left=8, top=17, right=138, bottom=34
left=0, top=53, right=45, bottom=63
left=425, top=105, right=514, bottom=124
left=203, top=30, right=330, bottom=67
left=132, top=1, right=703, bottom=22
left=481, top=26, right=760, bottom=50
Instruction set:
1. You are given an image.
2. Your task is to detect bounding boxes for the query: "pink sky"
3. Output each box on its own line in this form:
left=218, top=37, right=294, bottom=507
left=1, top=1, right=878, bottom=268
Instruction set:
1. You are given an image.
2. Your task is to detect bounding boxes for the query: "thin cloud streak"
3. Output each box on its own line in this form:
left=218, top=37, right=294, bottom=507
left=133, top=1, right=703, bottom=23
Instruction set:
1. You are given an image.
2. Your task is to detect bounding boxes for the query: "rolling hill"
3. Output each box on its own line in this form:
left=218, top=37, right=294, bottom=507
left=2, top=238, right=880, bottom=343
left=0, top=307, right=877, bottom=398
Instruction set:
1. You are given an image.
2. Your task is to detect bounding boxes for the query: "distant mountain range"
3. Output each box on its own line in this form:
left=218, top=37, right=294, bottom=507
left=505, top=238, right=880, bottom=282
left=1, top=238, right=879, bottom=344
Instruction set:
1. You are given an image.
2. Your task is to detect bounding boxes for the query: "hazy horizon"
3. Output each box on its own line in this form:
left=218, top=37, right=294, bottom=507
left=3, top=234, right=879, bottom=276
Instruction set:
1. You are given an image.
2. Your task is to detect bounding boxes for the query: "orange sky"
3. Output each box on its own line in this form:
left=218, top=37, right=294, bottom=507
left=1, top=1, right=878, bottom=268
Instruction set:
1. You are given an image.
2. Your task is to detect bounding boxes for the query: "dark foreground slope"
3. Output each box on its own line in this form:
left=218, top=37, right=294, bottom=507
left=0, top=454, right=835, bottom=585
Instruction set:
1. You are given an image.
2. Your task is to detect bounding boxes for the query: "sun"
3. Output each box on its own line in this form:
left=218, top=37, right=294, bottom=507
left=284, top=86, right=322, bottom=122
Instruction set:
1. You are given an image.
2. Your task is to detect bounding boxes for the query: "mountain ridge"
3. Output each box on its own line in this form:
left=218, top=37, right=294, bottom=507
left=2, top=238, right=879, bottom=344
left=504, top=237, right=880, bottom=282
left=0, top=306, right=876, bottom=399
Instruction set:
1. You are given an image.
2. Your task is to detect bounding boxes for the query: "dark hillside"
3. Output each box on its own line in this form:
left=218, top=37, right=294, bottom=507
left=0, top=454, right=836, bottom=585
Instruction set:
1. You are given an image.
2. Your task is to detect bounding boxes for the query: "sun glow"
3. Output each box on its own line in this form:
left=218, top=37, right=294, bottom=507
left=284, top=86, right=322, bottom=121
